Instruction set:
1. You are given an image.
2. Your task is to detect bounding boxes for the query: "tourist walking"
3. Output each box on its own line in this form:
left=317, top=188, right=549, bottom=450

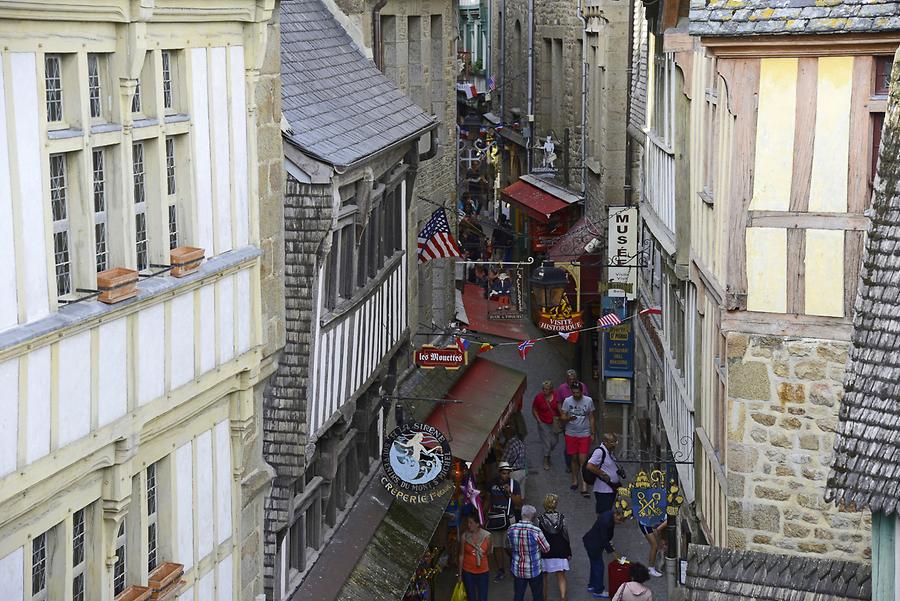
left=536, top=494, right=572, bottom=601
left=485, top=462, right=523, bottom=582
left=560, top=382, right=596, bottom=496
left=532, top=380, right=561, bottom=471
left=585, top=433, right=624, bottom=514
left=557, top=370, right=590, bottom=473
left=508, top=505, right=550, bottom=601
left=501, top=423, right=528, bottom=499
left=458, top=514, right=492, bottom=601
left=611, top=563, right=654, bottom=601
left=583, top=509, right=624, bottom=598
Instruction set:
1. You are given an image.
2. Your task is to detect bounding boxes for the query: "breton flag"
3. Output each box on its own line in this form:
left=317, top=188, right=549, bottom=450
left=417, top=208, right=463, bottom=263
left=558, top=331, right=579, bottom=344
left=598, top=313, right=622, bottom=328
left=517, top=339, right=535, bottom=360
left=640, top=307, right=662, bottom=316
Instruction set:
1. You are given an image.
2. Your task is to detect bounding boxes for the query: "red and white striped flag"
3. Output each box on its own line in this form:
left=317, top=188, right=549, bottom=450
left=417, top=208, right=463, bottom=263
left=598, top=313, right=622, bottom=328
left=558, top=331, right=579, bottom=344
left=640, top=307, right=662, bottom=316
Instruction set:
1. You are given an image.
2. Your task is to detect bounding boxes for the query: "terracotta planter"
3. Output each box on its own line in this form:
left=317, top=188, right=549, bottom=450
left=148, top=563, right=184, bottom=599
left=97, top=267, right=139, bottom=304
left=115, top=585, right=152, bottom=601
left=170, top=246, right=204, bottom=278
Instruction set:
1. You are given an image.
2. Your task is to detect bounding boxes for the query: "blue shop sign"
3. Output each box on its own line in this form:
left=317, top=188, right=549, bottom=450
left=603, top=322, right=634, bottom=378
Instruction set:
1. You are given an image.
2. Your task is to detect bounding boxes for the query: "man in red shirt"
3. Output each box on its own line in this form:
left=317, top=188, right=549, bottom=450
left=531, top=380, right=560, bottom=471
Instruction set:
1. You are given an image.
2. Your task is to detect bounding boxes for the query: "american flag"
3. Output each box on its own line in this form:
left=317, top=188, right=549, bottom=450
left=488, top=75, right=497, bottom=91
left=417, top=208, right=463, bottom=263
left=598, top=313, right=622, bottom=328
left=517, top=339, right=535, bottom=360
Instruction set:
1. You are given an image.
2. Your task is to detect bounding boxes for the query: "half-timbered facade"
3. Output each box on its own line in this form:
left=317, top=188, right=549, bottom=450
left=676, top=0, right=900, bottom=564
left=0, top=2, right=280, bottom=601
left=262, top=1, right=438, bottom=598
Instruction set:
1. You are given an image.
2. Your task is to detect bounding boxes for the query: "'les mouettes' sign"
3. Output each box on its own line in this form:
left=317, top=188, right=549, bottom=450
left=380, top=423, right=454, bottom=504
left=413, top=345, right=466, bottom=369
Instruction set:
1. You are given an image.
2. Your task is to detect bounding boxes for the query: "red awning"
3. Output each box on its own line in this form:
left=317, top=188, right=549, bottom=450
left=501, top=180, right=571, bottom=223
left=425, top=358, right=527, bottom=473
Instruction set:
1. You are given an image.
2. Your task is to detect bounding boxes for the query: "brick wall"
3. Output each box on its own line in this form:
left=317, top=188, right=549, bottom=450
left=725, top=332, right=872, bottom=562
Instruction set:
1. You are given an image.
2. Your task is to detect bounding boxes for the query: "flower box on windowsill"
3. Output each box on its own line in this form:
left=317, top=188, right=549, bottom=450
left=170, top=246, right=205, bottom=278
left=97, top=267, right=139, bottom=304
left=115, top=585, right=152, bottom=601
left=148, top=562, right=185, bottom=600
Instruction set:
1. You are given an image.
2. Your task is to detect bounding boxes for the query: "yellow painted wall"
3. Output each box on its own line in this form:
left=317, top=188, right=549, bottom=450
left=809, top=57, right=854, bottom=213
left=750, top=58, right=798, bottom=212
left=746, top=227, right=787, bottom=313
left=804, top=229, right=845, bottom=317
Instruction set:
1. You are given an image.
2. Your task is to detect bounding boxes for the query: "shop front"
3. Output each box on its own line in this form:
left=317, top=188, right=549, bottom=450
left=500, top=175, right=581, bottom=258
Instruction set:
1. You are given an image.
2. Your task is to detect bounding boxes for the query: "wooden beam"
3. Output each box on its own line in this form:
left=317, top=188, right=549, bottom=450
left=702, top=34, right=900, bottom=59
left=747, top=211, right=870, bottom=230
left=663, top=31, right=693, bottom=54
left=848, top=56, right=874, bottom=215
left=845, top=230, right=865, bottom=319
left=719, top=58, right=760, bottom=311
left=786, top=229, right=806, bottom=315
left=721, top=310, right=852, bottom=341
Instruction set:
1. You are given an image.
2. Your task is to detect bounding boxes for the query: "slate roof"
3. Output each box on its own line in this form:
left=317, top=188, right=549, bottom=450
left=280, top=0, right=436, bottom=168
left=685, top=544, right=872, bottom=601
left=827, top=51, right=900, bottom=517
left=689, top=0, right=900, bottom=36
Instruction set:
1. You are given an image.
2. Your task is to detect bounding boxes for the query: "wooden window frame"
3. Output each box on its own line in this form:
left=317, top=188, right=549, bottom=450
left=147, top=462, right=159, bottom=573
left=50, top=153, right=72, bottom=297
left=72, top=508, right=87, bottom=601
left=133, top=142, right=149, bottom=271
left=92, top=149, right=108, bottom=272
left=113, top=522, right=126, bottom=595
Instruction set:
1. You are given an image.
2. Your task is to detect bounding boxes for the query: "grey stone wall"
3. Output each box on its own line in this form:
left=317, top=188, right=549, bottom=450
left=725, top=332, right=871, bottom=562
left=242, top=8, right=286, bottom=600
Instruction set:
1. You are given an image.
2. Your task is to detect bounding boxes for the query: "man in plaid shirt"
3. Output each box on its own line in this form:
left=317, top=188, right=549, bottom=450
left=507, top=505, right=550, bottom=601
left=501, top=423, right=528, bottom=498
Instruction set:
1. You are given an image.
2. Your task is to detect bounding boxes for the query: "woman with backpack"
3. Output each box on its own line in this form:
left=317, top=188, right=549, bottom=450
left=536, top=493, right=572, bottom=601
left=611, top=562, right=654, bottom=600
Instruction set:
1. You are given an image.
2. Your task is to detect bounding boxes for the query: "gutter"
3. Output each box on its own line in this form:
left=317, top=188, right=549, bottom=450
left=372, top=0, right=388, bottom=71
left=625, top=0, right=634, bottom=206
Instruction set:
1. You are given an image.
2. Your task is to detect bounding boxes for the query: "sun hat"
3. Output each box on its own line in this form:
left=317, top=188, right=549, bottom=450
left=498, top=461, right=512, bottom=472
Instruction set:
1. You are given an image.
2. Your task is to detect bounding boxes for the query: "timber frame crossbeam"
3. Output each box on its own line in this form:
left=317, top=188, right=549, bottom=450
left=702, top=33, right=900, bottom=59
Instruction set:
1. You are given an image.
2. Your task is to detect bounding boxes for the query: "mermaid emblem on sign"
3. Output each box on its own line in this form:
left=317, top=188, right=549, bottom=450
left=382, top=422, right=453, bottom=495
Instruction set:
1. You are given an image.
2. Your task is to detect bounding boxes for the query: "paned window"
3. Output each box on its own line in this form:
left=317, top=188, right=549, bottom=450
left=147, top=463, right=158, bottom=572
left=88, top=54, right=102, bottom=119
left=133, top=142, right=148, bottom=270
left=45, top=55, right=63, bottom=123
left=31, top=533, right=48, bottom=601
left=162, top=51, right=174, bottom=110
left=50, top=154, right=71, bottom=296
left=166, top=137, right=178, bottom=249
left=114, top=523, right=126, bottom=595
left=72, top=508, right=87, bottom=601
left=132, top=79, right=142, bottom=114
left=876, top=55, right=893, bottom=96
left=93, top=149, right=108, bottom=272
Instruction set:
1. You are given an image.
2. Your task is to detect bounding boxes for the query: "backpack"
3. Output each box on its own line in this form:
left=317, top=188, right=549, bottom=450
left=581, top=446, right=607, bottom=486
left=485, top=479, right=517, bottom=531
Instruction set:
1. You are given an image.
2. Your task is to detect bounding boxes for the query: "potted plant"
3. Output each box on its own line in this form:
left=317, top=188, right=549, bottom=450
left=115, top=585, right=152, bottom=601
left=148, top=562, right=185, bottom=600
left=97, top=267, right=139, bottom=304
left=170, top=246, right=204, bottom=278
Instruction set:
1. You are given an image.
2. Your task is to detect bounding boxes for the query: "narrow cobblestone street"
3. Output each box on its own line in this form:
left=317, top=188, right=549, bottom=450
left=435, top=327, right=668, bottom=601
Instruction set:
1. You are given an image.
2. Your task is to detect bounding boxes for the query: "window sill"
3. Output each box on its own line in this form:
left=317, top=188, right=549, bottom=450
left=47, top=127, right=83, bottom=140
left=320, top=252, right=404, bottom=328
left=133, top=117, right=159, bottom=129
left=164, top=113, right=190, bottom=124
left=91, top=122, right=123, bottom=135
left=0, top=246, right=261, bottom=356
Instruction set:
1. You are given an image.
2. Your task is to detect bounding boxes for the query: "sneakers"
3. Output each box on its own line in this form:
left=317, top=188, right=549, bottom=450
left=592, top=591, right=610, bottom=598
left=649, top=567, right=664, bottom=578
left=493, top=569, right=506, bottom=582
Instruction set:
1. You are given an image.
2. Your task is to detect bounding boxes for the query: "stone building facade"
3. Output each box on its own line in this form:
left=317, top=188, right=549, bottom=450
left=726, top=334, right=871, bottom=560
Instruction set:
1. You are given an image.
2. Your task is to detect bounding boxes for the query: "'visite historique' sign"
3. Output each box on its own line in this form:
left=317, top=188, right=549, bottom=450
left=380, top=423, right=454, bottom=503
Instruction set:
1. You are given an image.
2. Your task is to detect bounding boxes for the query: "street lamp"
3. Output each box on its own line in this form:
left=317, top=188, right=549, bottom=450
left=529, top=260, right=569, bottom=310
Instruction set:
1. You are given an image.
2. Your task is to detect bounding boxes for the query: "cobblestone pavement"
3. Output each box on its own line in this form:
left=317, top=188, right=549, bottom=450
left=435, top=331, right=668, bottom=601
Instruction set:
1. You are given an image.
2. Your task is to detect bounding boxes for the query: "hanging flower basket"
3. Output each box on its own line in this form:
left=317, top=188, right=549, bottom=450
left=170, top=246, right=205, bottom=278
left=114, top=585, right=152, bottom=601
left=97, top=267, right=139, bottom=304
left=148, top=562, right=185, bottom=599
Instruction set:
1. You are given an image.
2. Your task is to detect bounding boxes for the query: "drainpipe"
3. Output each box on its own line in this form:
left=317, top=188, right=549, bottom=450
left=373, top=0, right=388, bottom=71
left=577, top=0, right=588, bottom=201
left=526, top=0, right=534, bottom=173
left=499, top=0, right=506, bottom=122
left=624, top=0, right=634, bottom=206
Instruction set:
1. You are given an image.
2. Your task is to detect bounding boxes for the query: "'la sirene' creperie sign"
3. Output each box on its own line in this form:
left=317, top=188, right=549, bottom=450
left=607, top=207, right=638, bottom=301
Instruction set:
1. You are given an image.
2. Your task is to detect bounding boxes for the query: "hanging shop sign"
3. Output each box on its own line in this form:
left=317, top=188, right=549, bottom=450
left=607, top=207, right=638, bottom=301
left=380, top=422, right=455, bottom=504
left=603, top=322, right=634, bottom=376
left=488, top=266, right=526, bottom=320
left=615, top=469, right=685, bottom=526
left=538, top=296, right=584, bottom=332
left=414, top=345, right=467, bottom=370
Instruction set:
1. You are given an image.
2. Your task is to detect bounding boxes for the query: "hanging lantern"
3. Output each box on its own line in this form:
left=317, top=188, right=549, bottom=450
left=529, top=261, right=569, bottom=310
